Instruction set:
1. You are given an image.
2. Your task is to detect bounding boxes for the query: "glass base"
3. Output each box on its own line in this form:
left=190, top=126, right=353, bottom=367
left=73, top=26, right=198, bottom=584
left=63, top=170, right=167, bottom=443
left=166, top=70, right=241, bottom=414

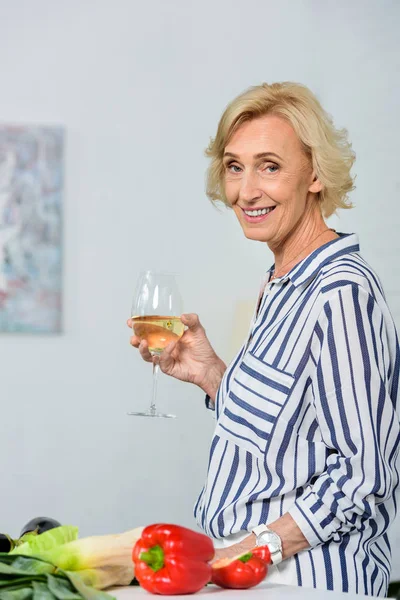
left=127, top=411, right=176, bottom=419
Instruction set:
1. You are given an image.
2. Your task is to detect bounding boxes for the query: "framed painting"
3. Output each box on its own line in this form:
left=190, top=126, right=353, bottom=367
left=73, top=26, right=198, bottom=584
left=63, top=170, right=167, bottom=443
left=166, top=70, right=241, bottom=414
left=0, top=125, right=64, bottom=333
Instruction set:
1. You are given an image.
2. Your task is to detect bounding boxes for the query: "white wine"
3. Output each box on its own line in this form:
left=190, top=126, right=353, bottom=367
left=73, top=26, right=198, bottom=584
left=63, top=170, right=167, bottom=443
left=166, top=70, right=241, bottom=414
left=132, top=316, right=184, bottom=354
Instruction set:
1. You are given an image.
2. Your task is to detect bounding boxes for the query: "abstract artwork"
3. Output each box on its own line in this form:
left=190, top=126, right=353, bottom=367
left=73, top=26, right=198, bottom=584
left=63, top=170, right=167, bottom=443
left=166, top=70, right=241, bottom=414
left=0, top=126, right=64, bottom=333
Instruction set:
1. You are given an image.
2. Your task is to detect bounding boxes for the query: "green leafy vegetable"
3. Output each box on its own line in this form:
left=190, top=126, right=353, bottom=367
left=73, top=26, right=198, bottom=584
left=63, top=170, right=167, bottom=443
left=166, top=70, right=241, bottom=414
left=46, top=575, right=83, bottom=599
left=0, top=554, right=115, bottom=600
left=0, top=588, right=34, bottom=599
left=32, top=581, right=57, bottom=600
left=11, top=528, right=78, bottom=558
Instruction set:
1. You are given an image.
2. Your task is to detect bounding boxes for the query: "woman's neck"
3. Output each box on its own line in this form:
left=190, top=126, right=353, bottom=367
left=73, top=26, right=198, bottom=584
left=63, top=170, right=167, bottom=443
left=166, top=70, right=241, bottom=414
left=268, top=213, right=338, bottom=278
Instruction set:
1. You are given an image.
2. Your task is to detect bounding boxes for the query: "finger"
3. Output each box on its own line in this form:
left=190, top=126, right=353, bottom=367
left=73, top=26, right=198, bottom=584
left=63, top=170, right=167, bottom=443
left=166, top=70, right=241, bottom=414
left=139, top=340, right=153, bottom=362
left=164, top=341, right=177, bottom=355
left=180, top=313, right=203, bottom=332
left=159, top=342, right=177, bottom=372
left=127, top=318, right=133, bottom=328
left=130, top=335, right=141, bottom=348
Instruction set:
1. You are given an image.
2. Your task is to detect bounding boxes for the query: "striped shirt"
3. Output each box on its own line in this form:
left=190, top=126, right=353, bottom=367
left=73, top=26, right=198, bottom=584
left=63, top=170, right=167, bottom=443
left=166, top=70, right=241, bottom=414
left=194, top=232, right=400, bottom=596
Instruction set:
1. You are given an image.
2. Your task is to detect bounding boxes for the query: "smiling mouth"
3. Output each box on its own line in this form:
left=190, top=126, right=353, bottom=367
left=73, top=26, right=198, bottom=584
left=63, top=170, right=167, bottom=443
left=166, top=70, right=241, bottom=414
left=242, top=206, right=276, bottom=217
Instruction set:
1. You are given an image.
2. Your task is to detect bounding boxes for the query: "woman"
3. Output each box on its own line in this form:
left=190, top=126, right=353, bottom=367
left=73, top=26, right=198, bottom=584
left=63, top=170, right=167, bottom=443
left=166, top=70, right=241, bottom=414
left=128, top=82, right=400, bottom=596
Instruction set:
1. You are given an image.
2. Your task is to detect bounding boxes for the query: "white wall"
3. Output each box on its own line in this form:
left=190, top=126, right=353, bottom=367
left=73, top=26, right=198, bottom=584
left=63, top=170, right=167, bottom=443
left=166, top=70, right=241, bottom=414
left=0, top=0, right=399, bottom=574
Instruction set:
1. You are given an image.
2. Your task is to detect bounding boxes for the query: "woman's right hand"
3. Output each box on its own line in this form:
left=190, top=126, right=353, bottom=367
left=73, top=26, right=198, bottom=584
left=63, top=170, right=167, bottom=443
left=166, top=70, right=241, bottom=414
left=127, top=314, right=226, bottom=400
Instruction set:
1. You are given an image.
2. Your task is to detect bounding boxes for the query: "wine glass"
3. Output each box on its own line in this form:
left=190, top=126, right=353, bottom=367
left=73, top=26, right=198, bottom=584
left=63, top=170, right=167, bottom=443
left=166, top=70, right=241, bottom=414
left=128, top=271, right=184, bottom=418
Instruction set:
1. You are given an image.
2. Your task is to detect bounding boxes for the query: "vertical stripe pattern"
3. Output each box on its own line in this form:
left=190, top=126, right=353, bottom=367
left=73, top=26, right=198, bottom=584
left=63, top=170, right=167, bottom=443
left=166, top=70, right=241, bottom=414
left=194, top=233, right=400, bottom=596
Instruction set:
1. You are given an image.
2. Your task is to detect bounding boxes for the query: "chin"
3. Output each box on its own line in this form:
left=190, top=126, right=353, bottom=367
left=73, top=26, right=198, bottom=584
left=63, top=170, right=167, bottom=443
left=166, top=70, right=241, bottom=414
left=242, top=228, right=271, bottom=243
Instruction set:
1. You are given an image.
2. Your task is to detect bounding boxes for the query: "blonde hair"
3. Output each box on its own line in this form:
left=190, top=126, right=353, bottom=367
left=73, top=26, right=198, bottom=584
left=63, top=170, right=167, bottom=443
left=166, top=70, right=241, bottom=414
left=205, top=82, right=355, bottom=218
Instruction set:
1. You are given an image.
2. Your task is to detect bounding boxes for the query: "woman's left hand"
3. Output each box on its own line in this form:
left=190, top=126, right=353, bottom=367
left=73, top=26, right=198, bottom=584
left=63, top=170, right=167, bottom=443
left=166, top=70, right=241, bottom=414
left=212, top=534, right=256, bottom=563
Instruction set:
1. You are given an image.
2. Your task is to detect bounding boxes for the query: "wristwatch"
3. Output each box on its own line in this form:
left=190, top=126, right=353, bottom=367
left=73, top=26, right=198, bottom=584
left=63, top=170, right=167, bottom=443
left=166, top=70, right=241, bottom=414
left=251, top=524, right=283, bottom=564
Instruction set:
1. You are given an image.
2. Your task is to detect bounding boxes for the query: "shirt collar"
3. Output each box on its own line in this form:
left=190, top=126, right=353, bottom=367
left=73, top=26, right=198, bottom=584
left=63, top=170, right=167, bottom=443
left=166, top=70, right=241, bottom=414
left=268, top=232, right=360, bottom=288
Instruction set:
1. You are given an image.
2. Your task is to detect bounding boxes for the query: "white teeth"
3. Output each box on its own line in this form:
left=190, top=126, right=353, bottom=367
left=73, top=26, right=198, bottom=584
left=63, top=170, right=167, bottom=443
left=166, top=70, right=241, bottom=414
left=244, top=207, right=274, bottom=216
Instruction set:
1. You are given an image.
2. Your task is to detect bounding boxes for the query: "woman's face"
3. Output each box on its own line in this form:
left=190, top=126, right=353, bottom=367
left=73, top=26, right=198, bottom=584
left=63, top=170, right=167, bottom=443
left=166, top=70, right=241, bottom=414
left=223, top=114, right=322, bottom=246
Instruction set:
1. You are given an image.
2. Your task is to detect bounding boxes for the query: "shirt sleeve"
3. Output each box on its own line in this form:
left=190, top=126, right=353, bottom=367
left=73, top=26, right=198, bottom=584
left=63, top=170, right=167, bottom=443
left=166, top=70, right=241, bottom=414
left=288, top=283, right=400, bottom=547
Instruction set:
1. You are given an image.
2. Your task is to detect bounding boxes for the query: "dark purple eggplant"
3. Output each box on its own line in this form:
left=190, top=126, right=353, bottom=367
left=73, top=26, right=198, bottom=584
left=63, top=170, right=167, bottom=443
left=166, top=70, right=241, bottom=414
left=0, top=533, right=14, bottom=552
left=19, top=517, right=61, bottom=537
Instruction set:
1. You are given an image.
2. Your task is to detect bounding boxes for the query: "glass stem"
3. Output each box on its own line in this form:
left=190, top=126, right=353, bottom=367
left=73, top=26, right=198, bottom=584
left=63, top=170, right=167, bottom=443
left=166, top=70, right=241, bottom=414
left=149, top=357, right=160, bottom=416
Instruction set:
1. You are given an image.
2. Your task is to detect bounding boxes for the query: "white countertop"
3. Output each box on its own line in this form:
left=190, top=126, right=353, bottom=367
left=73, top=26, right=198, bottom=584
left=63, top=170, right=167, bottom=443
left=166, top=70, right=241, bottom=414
left=108, top=581, right=365, bottom=599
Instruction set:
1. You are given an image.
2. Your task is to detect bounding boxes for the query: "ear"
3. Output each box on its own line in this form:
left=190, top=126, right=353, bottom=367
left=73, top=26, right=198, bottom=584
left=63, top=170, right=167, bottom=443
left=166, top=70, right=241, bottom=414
left=309, top=172, right=323, bottom=194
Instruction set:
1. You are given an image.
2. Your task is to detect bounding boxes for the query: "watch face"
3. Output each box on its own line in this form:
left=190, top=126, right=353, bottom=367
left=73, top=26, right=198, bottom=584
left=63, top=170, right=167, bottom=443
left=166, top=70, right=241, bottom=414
left=259, top=531, right=280, bottom=551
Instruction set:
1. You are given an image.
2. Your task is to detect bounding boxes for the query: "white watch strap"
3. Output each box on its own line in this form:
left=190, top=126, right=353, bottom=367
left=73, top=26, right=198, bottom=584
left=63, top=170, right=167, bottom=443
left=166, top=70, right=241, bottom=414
left=251, top=524, right=283, bottom=565
left=252, top=524, right=269, bottom=536
left=268, top=546, right=283, bottom=565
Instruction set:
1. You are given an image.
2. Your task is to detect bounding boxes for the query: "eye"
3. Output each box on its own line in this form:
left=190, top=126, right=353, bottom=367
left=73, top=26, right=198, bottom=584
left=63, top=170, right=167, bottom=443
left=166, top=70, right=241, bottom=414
left=263, top=163, right=279, bottom=173
left=225, top=162, right=242, bottom=173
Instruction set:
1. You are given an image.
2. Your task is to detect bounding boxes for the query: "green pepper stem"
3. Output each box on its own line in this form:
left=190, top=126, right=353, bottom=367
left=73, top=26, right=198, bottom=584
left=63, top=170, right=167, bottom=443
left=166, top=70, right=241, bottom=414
left=140, top=545, right=165, bottom=572
left=239, top=552, right=253, bottom=563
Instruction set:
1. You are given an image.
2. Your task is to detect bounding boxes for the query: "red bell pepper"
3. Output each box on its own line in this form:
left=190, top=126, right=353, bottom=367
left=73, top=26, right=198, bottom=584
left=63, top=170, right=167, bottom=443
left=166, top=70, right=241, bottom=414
left=132, top=523, right=214, bottom=595
left=211, top=545, right=271, bottom=589
left=251, top=544, right=272, bottom=564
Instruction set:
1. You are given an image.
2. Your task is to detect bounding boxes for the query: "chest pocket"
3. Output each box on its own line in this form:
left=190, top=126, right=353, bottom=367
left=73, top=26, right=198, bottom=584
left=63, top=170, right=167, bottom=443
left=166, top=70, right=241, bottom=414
left=216, top=352, right=295, bottom=460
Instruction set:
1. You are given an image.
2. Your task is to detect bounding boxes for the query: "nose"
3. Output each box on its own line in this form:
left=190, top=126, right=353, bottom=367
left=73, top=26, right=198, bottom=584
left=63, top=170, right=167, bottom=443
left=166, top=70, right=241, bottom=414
left=239, top=170, right=262, bottom=205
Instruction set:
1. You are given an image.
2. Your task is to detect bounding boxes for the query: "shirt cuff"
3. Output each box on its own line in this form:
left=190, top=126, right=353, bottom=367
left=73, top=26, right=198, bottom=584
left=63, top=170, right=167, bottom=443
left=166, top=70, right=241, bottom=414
left=288, top=490, right=342, bottom=548
left=205, top=394, right=215, bottom=411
